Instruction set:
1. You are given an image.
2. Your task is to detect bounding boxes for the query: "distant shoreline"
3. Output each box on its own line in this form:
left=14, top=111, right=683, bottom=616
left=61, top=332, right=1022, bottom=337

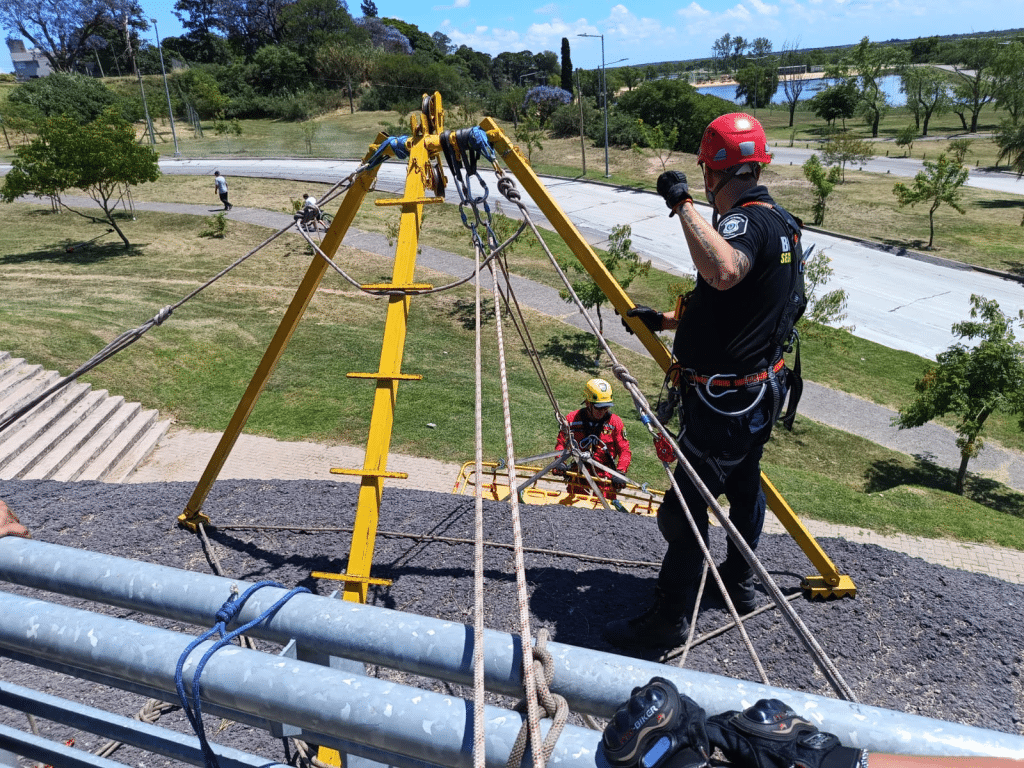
left=691, top=71, right=828, bottom=88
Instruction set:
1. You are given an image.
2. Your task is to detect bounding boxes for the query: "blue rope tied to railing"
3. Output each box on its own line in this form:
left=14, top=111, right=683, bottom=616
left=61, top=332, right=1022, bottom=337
left=174, top=580, right=311, bottom=768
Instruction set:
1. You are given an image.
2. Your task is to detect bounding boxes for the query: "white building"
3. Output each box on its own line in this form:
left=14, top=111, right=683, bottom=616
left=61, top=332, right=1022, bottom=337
left=6, top=38, right=53, bottom=80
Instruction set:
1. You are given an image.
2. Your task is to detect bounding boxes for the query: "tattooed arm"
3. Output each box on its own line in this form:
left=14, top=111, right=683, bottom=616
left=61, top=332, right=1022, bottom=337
left=674, top=200, right=751, bottom=290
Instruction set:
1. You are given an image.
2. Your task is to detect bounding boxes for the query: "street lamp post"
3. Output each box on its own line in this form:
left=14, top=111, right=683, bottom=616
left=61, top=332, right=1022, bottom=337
left=577, top=32, right=610, bottom=178
left=151, top=18, right=179, bottom=157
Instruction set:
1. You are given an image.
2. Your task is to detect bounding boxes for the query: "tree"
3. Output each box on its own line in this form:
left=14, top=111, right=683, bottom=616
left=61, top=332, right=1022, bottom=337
left=317, top=42, right=376, bottom=113
left=900, top=65, right=950, bottom=136
left=892, top=153, right=969, bottom=249
left=523, top=85, right=571, bottom=126
left=995, top=122, right=1024, bottom=225
left=174, top=0, right=222, bottom=37
left=360, top=0, right=377, bottom=16
left=560, top=37, right=573, bottom=93
left=802, top=248, right=851, bottom=334
left=848, top=37, right=907, bottom=137
left=619, top=66, right=640, bottom=91
left=948, top=138, right=973, bottom=166
left=247, top=45, right=307, bottom=96
left=996, top=121, right=1024, bottom=174
left=895, top=295, right=1024, bottom=495
left=431, top=31, right=452, bottom=57
left=712, top=33, right=731, bottom=74
left=821, top=132, right=873, bottom=182
left=895, top=124, right=917, bottom=156
left=0, top=0, right=147, bottom=73
left=734, top=63, right=777, bottom=109
left=280, top=0, right=359, bottom=68
left=730, top=36, right=747, bottom=69
left=778, top=39, right=809, bottom=128
left=810, top=82, right=858, bottom=130
left=559, top=224, right=650, bottom=336
left=172, top=68, right=229, bottom=118
left=992, top=40, right=1024, bottom=126
left=633, top=119, right=679, bottom=172
left=356, top=17, right=412, bottom=54
left=218, top=0, right=289, bottom=56
left=949, top=38, right=998, bottom=133
left=802, top=154, right=841, bottom=226
left=616, top=79, right=731, bottom=154
left=1, top=109, right=161, bottom=248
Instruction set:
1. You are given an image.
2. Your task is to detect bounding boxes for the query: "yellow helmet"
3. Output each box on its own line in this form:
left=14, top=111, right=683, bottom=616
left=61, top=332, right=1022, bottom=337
left=584, top=378, right=614, bottom=407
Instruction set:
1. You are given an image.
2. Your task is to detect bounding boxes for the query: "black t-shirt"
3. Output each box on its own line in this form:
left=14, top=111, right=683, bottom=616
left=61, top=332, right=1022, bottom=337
left=673, top=186, right=797, bottom=373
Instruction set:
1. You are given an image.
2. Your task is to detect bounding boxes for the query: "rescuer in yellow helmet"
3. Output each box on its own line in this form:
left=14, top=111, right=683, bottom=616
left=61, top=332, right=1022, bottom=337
left=554, top=378, right=632, bottom=499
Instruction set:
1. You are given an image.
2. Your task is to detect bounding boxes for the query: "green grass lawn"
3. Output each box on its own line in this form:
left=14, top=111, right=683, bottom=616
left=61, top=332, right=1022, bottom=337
left=0, top=178, right=1022, bottom=551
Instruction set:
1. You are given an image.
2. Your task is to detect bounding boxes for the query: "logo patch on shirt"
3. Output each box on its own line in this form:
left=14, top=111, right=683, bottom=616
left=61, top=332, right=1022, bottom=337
left=718, top=214, right=748, bottom=239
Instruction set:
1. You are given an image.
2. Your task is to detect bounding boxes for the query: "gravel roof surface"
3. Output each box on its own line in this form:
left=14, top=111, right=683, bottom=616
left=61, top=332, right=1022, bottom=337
left=1, top=478, right=1022, bottom=767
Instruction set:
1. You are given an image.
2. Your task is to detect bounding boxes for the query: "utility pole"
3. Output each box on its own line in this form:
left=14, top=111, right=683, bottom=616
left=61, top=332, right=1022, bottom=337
left=151, top=18, right=180, bottom=157
left=577, top=33, right=609, bottom=178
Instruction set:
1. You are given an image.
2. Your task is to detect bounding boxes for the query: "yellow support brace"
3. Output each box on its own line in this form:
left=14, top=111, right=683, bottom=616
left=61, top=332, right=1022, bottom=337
left=482, top=117, right=855, bottom=600
left=333, top=110, right=434, bottom=606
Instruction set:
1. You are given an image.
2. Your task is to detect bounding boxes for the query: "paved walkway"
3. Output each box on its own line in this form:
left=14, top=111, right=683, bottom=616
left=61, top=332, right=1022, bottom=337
left=53, top=194, right=1023, bottom=586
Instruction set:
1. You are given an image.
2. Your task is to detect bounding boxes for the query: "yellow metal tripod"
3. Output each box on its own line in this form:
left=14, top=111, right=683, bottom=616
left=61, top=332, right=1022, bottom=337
left=178, top=94, right=853, bottom=625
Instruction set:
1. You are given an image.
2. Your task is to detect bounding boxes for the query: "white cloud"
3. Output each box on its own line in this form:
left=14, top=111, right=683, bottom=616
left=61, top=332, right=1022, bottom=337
left=678, top=2, right=711, bottom=19
left=747, top=0, right=780, bottom=16
left=431, top=0, right=469, bottom=9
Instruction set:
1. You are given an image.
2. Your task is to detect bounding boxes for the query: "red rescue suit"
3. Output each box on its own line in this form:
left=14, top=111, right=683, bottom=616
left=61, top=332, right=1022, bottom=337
left=555, top=408, right=632, bottom=499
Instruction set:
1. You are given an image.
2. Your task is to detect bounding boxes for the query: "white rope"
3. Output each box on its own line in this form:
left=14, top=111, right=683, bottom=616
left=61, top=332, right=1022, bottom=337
left=489, top=260, right=544, bottom=768
left=472, top=241, right=487, bottom=768
left=497, top=177, right=858, bottom=703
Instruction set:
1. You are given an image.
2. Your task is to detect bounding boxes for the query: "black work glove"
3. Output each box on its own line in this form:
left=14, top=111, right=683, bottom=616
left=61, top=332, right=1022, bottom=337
left=657, top=171, right=692, bottom=217
left=622, top=306, right=664, bottom=335
left=705, top=699, right=867, bottom=768
left=603, top=677, right=710, bottom=768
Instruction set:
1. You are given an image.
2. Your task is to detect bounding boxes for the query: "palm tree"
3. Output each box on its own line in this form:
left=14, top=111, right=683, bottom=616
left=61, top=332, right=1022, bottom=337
left=996, top=120, right=1024, bottom=176
left=995, top=121, right=1024, bottom=225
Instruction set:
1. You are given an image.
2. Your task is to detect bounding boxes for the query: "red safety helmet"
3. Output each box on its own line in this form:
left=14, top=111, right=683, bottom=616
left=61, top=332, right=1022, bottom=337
left=697, top=113, right=772, bottom=171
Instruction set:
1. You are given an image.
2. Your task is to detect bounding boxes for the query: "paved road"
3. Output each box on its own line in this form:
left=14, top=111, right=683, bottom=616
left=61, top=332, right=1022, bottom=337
left=768, top=144, right=1024, bottom=196
left=158, top=157, right=1024, bottom=362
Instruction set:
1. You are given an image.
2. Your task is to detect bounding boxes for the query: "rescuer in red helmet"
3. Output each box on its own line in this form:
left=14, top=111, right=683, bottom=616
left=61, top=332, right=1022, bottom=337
left=610, top=113, right=806, bottom=650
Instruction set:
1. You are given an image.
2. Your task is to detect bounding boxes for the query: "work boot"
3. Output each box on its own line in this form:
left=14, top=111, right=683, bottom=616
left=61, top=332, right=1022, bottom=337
left=717, top=561, right=758, bottom=615
left=602, top=588, right=691, bottom=650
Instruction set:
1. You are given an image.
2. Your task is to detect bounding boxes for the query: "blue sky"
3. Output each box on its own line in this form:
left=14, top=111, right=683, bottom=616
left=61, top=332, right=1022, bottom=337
left=3, top=0, right=1022, bottom=76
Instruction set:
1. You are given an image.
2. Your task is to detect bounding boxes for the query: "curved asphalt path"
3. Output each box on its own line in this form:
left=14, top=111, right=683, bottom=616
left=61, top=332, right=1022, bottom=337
left=156, top=156, right=1024, bottom=363
left=61, top=175, right=1022, bottom=495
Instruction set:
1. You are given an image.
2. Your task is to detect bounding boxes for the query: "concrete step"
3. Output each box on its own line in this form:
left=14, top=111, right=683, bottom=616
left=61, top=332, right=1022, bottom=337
left=26, top=393, right=126, bottom=481
left=77, top=408, right=169, bottom=483
left=103, top=414, right=171, bottom=483
left=0, top=366, right=61, bottom=423
left=0, top=382, right=94, bottom=473
left=0, top=389, right=109, bottom=480
left=0, top=351, right=170, bottom=483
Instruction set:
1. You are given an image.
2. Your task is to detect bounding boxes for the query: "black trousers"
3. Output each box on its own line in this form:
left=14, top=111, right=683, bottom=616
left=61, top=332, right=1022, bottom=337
left=655, top=373, right=787, bottom=604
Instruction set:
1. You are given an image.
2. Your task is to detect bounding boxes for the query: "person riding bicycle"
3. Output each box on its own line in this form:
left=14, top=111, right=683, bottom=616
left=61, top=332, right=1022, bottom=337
left=294, top=193, right=321, bottom=229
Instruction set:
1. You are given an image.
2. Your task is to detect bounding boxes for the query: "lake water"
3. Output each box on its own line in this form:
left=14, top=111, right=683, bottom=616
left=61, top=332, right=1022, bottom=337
left=694, top=74, right=906, bottom=107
